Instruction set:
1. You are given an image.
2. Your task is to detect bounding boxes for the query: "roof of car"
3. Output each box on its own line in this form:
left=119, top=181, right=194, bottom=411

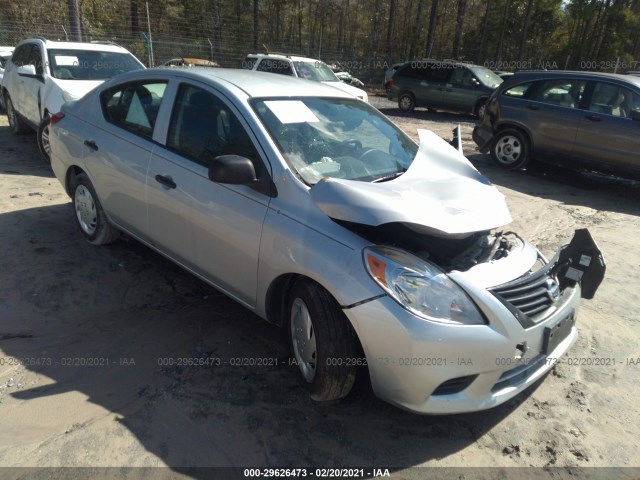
left=18, top=38, right=130, bottom=53
left=129, top=67, right=355, bottom=99
left=246, top=53, right=323, bottom=63
left=509, top=70, right=640, bottom=87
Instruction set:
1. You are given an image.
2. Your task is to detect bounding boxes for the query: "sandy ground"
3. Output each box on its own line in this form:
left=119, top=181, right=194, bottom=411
left=0, top=96, right=639, bottom=479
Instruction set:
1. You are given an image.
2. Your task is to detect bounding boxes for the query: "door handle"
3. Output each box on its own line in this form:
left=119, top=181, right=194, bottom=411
left=526, top=105, right=540, bottom=111
left=585, top=115, right=602, bottom=122
left=83, top=140, right=98, bottom=151
left=155, top=174, right=177, bottom=189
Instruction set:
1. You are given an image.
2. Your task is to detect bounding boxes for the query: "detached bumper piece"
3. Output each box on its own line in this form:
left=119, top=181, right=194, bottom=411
left=491, top=228, right=605, bottom=328
left=553, top=228, right=606, bottom=300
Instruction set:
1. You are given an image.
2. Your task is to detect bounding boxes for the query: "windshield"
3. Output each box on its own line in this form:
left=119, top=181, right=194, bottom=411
left=470, top=66, right=503, bottom=88
left=294, top=61, right=339, bottom=82
left=47, top=49, right=143, bottom=80
left=252, top=97, right=418, bottom=185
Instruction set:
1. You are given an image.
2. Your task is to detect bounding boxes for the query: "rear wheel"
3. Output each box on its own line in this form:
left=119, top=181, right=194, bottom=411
left=491, top=129, right=531, bottom=170
left=38, top=117, right=51, bottom=163
left=398, top=92, right=416, bottom=113
left=72, top=173, right=120, bottom=245
left=5, top=95, right=30, bottom=134
left=288, top=280, right=358, bottom=402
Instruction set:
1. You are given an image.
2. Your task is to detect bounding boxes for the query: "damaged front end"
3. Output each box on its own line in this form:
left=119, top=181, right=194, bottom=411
left=310, top=129, right=605, bottom=323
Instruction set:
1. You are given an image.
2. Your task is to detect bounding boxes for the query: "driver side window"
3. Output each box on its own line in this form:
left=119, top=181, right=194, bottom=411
left=167, top=84, right=260, bottom=166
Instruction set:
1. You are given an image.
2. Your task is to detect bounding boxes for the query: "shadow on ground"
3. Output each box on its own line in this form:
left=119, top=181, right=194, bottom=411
left=1, top=201, right=540, bottom=476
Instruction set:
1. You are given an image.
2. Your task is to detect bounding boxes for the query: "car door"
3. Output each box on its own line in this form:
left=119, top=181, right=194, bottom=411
left=419, top=63, right=448, bottom=108
left=20, top=43, right=45, bottom=123
left=148, top=82, right=271, bottom=307
left=83, top=79, right=169, bottom=238
left=572, top=81, right=640, bottom=176
left=519, top=78, right=586, bottom=162
left=445, top=66, right=480, bottom=112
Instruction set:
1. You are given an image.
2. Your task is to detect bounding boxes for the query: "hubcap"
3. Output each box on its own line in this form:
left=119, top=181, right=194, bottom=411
left=400, top=96, right=412, bottom=111
left=290, top=297, right=317, bottom=382
left=41, top=124, right=51, bottom=156
left=494, top=135, right=522, bottom=165
left=74, top=185, right=97, bottom=235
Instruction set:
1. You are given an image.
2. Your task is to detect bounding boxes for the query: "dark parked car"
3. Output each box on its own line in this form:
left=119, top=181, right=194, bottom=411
left=473, top=71, right=640, bottom=179
left=388, top=60, right=503, bottom=116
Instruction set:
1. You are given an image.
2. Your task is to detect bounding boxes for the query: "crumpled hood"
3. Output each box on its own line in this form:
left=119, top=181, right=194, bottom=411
left=309, top=129, right=512, bottom=236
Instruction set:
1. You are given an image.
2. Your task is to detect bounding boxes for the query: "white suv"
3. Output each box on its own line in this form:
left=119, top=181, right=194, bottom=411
left=1, top=37, right=145, bottom=161
left=242, top=53, right=368, bottom=102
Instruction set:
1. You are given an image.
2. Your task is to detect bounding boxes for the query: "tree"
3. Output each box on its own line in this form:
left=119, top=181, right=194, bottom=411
left=452, top=0, right=468, bottom=58
left=68, top=0, right=82, bottom=41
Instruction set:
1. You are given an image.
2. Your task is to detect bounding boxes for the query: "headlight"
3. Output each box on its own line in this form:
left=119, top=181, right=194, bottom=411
left=363, top=245, right=485, bottom=325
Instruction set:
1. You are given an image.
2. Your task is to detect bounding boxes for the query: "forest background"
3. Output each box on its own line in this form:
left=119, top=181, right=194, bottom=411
left=1, top=0, right=639, bottom=84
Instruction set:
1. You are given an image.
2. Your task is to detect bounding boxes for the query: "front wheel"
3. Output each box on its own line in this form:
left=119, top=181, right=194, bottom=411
left=398, top=92, right=416, bottom=113
left=288, top=280, right=358, bottom=402
left=38, top=117, right=51, bottom=163
left=491, top=129, right=531, bottom=170
left=72, top=173, right=120, bottom=245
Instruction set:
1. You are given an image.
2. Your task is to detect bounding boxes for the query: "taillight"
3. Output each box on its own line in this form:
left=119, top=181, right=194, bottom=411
left=49, top=112, right=65, bottom=125
left=389, top=78, right=395, bottom=88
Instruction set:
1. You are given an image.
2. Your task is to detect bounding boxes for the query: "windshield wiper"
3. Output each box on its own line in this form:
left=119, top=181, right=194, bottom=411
left=372, top=170, right=406, bottom=183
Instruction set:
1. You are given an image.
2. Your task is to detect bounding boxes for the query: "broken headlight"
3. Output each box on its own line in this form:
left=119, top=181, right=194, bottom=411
left=364, top=245, right=484, bottom=325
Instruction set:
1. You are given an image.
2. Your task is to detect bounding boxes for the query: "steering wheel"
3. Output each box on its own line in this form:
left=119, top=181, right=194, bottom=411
left=336, top=138, right=363, bottom=155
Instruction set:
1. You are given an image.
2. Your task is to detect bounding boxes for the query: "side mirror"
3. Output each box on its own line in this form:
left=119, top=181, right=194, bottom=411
left=208, top=155, right=257, bottom=185
left=17, top=64, right=37, bottom=76
left=631, top=109, right=640, bottom=121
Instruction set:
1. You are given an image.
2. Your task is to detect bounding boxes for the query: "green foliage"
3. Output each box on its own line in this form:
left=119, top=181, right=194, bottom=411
left=0, top=0, right=638, bottom=77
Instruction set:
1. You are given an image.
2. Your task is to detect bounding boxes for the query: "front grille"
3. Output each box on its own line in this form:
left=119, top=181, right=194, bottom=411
left=432, top=375, right=478, bottom=396
left=493, top=275, right=553, bottom=317
left=490, top=259, right=560, bottom=326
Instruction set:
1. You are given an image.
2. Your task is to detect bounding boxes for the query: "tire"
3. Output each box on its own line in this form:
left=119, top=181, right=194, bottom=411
left=398, top=92, right=416, bottom=113
left=288, top=279, right=358, bottom=402
left=491, top=128, right=531, bottom=170
left=72, top=173, right=120, bottom=245
left=5, top=95, right=30, bottom=134
left=38, top=116, right=51, bottom=163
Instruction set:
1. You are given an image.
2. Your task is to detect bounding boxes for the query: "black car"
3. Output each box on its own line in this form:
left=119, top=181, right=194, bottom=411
left=473, top=71, right=640, bottom=179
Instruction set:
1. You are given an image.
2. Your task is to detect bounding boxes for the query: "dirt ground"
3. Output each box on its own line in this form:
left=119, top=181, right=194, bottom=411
left=0, top=96, right=639, bottom=479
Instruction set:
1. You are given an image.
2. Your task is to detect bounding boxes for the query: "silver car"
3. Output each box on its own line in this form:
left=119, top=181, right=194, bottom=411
left=49, top=68, right=605, bottom=414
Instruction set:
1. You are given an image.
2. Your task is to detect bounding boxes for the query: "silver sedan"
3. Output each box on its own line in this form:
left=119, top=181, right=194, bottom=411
left=49, top=68, right=605, bottom=413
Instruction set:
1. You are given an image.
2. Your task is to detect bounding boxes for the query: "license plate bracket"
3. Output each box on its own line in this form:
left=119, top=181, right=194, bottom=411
left=542, top=311, right=575, bottom=355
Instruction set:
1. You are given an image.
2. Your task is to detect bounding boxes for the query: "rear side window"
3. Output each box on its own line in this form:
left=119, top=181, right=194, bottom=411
left=425, top=64, right=451, bottom=83
left=256, top=59, right=293, bottom=76
left=396, top=64, right=423, bottom=79
left=588, top=82, right=640, bottom=118
left=101, top=81, right=167, bottom=138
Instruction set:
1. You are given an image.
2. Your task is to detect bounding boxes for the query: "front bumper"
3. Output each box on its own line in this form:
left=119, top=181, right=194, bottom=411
left=472, top=124, right=494, bottom=153
left=343, top=229, right=604, bottom=414
left=344, top=284, right=580, bottom=414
